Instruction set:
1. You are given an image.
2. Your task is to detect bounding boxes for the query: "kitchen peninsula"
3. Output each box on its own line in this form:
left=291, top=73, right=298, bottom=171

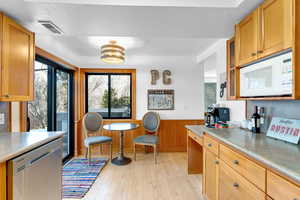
left=186, top=125, right=300, bottom=200
left=0, top=131, right=64, bottom=200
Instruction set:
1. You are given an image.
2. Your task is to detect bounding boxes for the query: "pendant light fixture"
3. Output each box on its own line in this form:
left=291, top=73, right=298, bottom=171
left=101, top=40, right=125, bottom=64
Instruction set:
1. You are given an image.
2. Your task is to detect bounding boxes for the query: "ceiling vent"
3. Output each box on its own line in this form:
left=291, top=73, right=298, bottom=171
left=38, top=20, right=64, bottom=34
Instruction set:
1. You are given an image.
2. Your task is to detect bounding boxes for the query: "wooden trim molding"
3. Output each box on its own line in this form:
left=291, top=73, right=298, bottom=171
left=19, top=102, right=27, bottom=132
left=0, top=162, right=6, bottom=200
left=35, top=47, right=79, bottom=71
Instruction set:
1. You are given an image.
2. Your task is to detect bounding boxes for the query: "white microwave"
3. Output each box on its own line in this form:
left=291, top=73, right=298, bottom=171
left=240, top=51, right=293, bottom=97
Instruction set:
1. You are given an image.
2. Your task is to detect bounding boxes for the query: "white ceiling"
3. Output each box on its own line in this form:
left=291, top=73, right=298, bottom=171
left=24, top=0, right=245, bottom=8
left=0, top=0, right=264, bottom=67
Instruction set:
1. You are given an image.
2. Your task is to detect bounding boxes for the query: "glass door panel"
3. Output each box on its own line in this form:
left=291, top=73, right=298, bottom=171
left=27, top=61, right=49, bottom=131
left=110, top=75, right=131, bottom=118
left=56, top=69, right=71, bottom=159
left=28, top=56, right=74, bottom=162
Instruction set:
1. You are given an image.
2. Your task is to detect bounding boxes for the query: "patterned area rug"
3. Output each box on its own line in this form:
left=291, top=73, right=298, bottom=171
left=62, top=158, right=108, bottom=199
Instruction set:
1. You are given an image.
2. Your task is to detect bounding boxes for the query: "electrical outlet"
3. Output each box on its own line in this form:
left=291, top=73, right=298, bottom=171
left=0, top=113, right=5, bottom=125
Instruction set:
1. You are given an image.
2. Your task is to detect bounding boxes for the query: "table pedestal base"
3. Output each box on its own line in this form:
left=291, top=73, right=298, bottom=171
left=111, top=156, right=131, bottom=165
left=111, top=130, right=132, bottom=166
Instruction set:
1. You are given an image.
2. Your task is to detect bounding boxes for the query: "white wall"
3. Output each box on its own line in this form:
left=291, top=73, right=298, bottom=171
left=84, top=56, right=205, bottom=120
left=197, top=39, right=246, bottom=122
left=11, top=102, right=20, bottom=132
left=136, top=63, right=204, bottom=120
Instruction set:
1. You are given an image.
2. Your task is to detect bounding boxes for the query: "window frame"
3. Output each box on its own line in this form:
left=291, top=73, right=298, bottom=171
left=28, top=55, right=75, bottom=163
left=85, top=72, right=133, bottom=119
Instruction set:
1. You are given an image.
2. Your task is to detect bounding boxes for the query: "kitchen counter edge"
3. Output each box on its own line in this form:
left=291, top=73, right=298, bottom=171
left=0, top=131, right=64, bottom=163
left=185, top=125, right=300, bottom=185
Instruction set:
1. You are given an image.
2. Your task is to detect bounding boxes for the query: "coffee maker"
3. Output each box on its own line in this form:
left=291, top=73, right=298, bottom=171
left=205, top=105, right=230, bottom=127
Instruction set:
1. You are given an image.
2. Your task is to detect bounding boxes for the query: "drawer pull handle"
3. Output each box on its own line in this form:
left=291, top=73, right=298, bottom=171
left=233, top=183, right=239, bottom=188
left=233, top=160, right=239, bottom=165
left=251, top=53, right=257, bottom=56
left=257, top=50, right=263, bottom=54
left=208, top=143, right=212, bottom=147
left=293, top=198, right=298, bottom=200
left=215, top=161, right=219, bottom=165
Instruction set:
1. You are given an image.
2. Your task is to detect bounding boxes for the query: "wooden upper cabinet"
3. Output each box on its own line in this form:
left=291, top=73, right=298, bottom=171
left=258, top=0, right=293, bottom=58
left=235, top=9, right=259, bottom=66
left=227, top=37, right=238, bottom=100
left=0, top=13, right=35, bottom=101
left=204, top=149, right=219, bottom=200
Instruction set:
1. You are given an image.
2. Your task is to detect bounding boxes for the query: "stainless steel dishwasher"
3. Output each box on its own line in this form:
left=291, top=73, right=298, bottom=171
left=8, top=138, right=63, bottom=200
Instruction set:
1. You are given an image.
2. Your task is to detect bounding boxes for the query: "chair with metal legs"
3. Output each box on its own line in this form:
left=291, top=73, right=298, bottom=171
left=133, top=112, right=160, bottom=164
left=82, top=112, right=112, bottom=164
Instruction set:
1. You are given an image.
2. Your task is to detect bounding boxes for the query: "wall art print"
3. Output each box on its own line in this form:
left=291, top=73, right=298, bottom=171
left=148, top=89, right=174, bottom=110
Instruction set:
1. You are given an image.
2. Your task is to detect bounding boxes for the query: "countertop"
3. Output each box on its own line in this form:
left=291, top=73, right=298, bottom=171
left=0, top=131, right=64, bottom=163
left=185, top=125, right=300, bottom=184
left=185, top=125, right=204, bottom=137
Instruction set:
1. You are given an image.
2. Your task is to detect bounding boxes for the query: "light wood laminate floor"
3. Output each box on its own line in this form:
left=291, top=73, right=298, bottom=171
left=64, top=153, right=203, bottom=200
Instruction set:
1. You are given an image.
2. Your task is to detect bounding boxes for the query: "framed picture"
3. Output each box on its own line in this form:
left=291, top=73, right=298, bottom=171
left=148, top=89, right=174, bottom=110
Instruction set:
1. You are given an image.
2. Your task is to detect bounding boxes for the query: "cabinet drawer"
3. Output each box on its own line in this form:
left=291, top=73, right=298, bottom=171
left=219, top=161, right=265, bottom=200
left=267, top=171, right=300, bottom=200
left=220, top=144, right=266, bottom=191
left=188, top=130, right=203, bottom=146
left=204, top=134, right=219, bottom=155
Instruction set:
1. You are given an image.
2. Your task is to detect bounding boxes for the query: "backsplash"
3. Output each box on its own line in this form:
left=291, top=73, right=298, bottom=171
left=246, top=100, right=300, bottom=133
left=0, top=102, right=10, bottom=132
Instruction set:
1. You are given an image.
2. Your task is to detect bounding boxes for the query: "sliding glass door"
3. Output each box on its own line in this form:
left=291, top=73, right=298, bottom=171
left=27, top=56, right=74, bottom=162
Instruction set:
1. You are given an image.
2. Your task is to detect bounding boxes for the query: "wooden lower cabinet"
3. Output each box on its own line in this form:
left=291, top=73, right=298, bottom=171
left=0, top=162, right=6, bottom=200
left=204, top=135, right=219, bottom=156
left=219, top=144, right=266, bottom=191
left=267, top=171, right=300, bottom=200
left=202, top=133, right=300, bottom=200
left=219, top=160, right=265, bottom=200
left=204, top=148, right=219, bottom=200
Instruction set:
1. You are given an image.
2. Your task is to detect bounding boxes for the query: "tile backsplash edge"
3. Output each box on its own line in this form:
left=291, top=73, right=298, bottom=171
left=246, top=100, right=300, bottom=133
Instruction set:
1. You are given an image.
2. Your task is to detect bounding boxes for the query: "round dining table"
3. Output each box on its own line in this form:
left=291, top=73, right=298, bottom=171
left=103, top=123, right=139, bottom=165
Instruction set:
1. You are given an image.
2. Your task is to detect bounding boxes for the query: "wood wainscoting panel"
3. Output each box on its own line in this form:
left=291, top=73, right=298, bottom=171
left=159, top=120, right=204, bottom=152
left=77, top=119, right=204, bottom=156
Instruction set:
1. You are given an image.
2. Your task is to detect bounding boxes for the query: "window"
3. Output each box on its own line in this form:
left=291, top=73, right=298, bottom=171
left=86, top=73, right=132, bottom=119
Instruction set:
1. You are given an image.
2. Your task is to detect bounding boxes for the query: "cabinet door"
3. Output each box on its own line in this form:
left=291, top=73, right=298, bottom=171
left=204, top=149, right=218, bottom=200
left=219, top=161, right=265, bottom=200
left=236, top=9, right=259, bottom=66
left=258, top=0, right=293, bottom=58
left=1, top=15, right=34, bottom=101
left=227, top=37, right=237, bottom=100
left=267, top=171, right=300, bottom=200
